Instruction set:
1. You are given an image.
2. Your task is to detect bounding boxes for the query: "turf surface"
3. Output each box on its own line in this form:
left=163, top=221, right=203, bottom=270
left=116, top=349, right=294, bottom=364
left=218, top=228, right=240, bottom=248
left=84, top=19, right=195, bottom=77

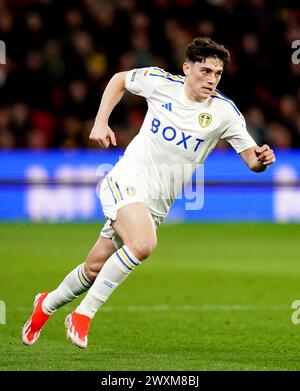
left=0, top=222, right=300, bottom=370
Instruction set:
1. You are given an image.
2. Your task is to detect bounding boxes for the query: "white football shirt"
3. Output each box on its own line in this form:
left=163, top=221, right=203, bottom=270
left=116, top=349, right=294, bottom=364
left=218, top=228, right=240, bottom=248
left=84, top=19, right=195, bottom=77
left=109, top=67, right=256, bottom=217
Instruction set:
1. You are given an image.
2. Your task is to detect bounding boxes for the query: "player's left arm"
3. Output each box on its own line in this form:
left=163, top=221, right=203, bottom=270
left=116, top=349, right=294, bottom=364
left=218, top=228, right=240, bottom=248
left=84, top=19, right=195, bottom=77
left=240, top=144, right=276, bottom=172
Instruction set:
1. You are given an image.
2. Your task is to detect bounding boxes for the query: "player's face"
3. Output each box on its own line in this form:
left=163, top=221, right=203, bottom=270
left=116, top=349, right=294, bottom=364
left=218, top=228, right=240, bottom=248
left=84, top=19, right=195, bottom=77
left=183, top=57, right=224, bottom=102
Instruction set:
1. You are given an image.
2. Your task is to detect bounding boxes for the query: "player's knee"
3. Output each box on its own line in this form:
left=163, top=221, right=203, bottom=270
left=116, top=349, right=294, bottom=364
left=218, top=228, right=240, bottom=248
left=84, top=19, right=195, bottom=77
left=127, top=238, right=157, bottom=260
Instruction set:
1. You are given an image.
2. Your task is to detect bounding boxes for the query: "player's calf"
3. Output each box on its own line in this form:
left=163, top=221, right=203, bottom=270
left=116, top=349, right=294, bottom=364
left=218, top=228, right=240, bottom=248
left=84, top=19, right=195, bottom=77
left=66, top=245, right=142, bottom=348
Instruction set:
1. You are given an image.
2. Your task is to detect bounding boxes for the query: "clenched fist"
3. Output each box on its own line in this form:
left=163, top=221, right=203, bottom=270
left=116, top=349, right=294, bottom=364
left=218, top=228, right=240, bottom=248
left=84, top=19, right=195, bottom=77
left=89, top=124, right=117, bottom=148
left=255, top=144, right=276, bottom=166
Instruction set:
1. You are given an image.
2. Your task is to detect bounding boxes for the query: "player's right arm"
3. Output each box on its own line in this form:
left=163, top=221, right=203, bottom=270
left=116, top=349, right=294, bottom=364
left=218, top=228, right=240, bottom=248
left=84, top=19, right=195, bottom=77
left=89, top=72, right=127, bottom=148
left=90, top=67, right=165, bottom=148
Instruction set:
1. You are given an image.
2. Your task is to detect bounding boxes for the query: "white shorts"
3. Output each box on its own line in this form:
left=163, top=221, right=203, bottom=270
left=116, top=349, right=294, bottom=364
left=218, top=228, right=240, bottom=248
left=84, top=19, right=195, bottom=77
left=99, top=174, right=164, bottom=249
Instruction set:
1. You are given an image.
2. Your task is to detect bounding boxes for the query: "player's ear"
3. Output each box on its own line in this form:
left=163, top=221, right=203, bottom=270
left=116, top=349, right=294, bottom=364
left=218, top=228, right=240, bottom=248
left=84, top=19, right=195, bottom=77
left=183, top=62, right=190, bottom=76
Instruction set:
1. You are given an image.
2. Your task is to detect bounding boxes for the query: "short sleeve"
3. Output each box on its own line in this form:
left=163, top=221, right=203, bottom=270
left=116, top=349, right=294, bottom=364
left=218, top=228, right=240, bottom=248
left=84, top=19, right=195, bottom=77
left=221, top=114, right=257, bottom=153
left=125, top=67, right=164, bottom=99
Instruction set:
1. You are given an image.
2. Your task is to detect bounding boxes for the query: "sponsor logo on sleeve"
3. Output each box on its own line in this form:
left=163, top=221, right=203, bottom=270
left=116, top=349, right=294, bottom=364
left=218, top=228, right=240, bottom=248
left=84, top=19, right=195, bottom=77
left=131, top=69, right=138, bottom=82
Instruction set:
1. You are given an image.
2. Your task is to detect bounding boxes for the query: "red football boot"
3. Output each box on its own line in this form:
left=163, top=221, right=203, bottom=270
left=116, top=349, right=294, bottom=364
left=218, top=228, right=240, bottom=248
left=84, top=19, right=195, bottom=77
left=22, top=292, right=51, bottom=346
left=65, top=311, right=91, bottom=349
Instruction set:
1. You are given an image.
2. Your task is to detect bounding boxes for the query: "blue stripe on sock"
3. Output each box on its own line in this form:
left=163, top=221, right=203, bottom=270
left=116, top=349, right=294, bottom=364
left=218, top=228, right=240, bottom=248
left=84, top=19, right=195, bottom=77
left=77, top=267, right=90, bottom=288
left=116, top=251, right=132, bottom=271
left=122, top=247, right=139, bottom=266
left=80, top=266, right=92, bottom=286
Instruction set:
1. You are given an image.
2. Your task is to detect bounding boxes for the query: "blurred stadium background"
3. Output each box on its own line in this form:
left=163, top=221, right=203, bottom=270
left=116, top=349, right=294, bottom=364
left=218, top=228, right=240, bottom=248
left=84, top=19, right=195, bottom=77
left=1, top=0, right=300, bottom=372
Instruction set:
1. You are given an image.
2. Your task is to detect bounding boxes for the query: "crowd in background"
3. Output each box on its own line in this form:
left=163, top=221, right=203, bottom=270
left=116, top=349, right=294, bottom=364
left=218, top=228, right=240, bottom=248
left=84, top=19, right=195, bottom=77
left=0, top=0, right=299, bottom=149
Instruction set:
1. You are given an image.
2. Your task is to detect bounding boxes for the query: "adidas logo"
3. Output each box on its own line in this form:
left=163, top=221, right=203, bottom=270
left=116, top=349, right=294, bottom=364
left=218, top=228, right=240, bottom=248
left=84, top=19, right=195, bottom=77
left=162, top=102, right=172, bottom=111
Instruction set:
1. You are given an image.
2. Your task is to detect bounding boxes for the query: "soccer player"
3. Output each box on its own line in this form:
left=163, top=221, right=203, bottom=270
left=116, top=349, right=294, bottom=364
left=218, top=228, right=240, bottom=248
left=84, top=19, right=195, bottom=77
left=22, top=37, right=276, bottom=348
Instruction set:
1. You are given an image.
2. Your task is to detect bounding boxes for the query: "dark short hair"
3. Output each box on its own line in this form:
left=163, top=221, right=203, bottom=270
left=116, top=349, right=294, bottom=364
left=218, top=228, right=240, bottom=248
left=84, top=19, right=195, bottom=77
left=185, top=37, right=230, bottom=66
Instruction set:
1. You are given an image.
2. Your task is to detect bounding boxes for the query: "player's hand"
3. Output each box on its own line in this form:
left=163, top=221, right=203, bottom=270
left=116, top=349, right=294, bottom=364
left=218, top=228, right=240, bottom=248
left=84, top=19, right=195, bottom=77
left=89, top=124, right=117, bottom=148
left=255, top=144, right=276, bottom=166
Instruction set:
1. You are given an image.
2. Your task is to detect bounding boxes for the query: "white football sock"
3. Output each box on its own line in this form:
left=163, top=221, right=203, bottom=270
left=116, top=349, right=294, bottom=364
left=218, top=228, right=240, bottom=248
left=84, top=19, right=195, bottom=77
left=42, top=263, right=93, bottom=314
left=76, top=245, right=140, bottom=319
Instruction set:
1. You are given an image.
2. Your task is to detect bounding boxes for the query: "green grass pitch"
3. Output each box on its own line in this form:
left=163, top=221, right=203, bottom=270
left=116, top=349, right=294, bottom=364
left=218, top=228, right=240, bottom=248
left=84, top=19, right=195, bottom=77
left=0, top=222, right=300, bottom=371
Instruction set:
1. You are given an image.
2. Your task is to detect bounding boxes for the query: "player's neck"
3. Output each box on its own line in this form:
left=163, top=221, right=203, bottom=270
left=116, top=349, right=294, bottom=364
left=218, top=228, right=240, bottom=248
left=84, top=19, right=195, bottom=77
left=184, top=84, right=209, bottom=103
